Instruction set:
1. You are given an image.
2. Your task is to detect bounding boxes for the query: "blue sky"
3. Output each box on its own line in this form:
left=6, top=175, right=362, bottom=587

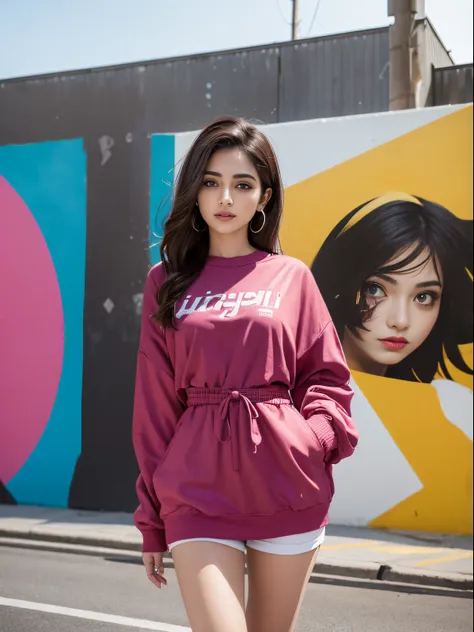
left=1, top=0, right=472, bottom=80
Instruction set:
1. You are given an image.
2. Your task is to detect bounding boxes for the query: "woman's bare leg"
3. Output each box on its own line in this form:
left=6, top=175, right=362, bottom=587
left=245, top=547, right=319, bottom=632
left=172, top=541, right=247, bottom=632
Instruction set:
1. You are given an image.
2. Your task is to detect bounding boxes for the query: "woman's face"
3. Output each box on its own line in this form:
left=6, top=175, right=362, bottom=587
left=196, top=147, right=271, bottom=236
left=343, top=249, right=443, bottom=375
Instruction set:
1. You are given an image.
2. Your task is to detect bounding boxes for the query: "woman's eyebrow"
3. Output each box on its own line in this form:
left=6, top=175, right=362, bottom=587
left=204, top=170, right=257, bottom=181
left=371, top=274, right=442, bottom=289
left=233, top=173, right=257, bottom=181
left=372, top=273, right=397, bottom=285
left=415, top=280, right=442, bottom=289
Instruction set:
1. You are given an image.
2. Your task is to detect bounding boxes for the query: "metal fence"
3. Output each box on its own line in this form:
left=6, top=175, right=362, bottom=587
left=433, top=64, right=474, bottom=106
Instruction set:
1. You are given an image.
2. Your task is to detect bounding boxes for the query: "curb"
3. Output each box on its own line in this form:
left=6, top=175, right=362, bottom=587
left=315, top=560, right=380, bottom=581
left=378, top=564, right=473, bottom=591
left=1, top=531, right=472, bottom=591
left=0, top=528, right=142, bottom=552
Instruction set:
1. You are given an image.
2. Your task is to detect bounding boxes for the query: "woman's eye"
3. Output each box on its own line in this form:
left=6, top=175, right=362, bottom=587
left=415, top=292, right=437, bottom=306
left=203, top=180, right=217, bottom=187
left=236, top=182, right=252, bottom=190
left=364, top=283, right=385, bottom=299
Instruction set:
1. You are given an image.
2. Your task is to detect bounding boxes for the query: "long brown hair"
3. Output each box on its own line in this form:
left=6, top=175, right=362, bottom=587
left=155, top=116, right=284, bottom=328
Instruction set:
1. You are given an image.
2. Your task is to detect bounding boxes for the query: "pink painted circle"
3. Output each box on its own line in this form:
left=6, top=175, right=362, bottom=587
left=0, top=176, right=64, bottom=484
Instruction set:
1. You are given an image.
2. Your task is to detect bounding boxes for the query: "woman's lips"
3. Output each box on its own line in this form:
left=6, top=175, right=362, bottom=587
left=379, top=337, right=409, bottom=351
left=215, top=212, right=236, bottom=222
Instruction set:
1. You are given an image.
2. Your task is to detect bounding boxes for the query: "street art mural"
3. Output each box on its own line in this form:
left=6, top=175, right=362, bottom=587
left=0, top=139, right=87, bottom=507
left=1, top=104, right=471, bottom=535
left=282, top=106, right=473, bottom=536
left=150, top=104, right=473, bottom=535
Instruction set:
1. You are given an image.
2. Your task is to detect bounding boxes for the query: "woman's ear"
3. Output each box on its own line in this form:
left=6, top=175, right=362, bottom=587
left=260, top=187, right=272, bottom=209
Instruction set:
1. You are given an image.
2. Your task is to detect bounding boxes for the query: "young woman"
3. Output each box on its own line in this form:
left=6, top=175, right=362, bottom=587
left=132, top=117, right=358, bottom=632
left=310, top=193, right=473, bottom=533
left=311, top=193, right=473, bottom=383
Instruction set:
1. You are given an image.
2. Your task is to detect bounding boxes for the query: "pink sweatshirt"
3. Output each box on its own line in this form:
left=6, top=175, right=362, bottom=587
left=133, top=250, right=358, bottom=552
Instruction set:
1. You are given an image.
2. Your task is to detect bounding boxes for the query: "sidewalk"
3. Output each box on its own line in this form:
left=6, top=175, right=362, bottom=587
left=0, top=505, right=472, bottom=591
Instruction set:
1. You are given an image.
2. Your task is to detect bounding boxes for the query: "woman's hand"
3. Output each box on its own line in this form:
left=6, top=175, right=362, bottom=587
left=142, top=551, right=167, bottom=589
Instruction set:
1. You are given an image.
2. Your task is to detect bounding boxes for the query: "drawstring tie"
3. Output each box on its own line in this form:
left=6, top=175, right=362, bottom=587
left=186, top=387, right=292, bottom=471
left=217, top=390, right=262, bottom=452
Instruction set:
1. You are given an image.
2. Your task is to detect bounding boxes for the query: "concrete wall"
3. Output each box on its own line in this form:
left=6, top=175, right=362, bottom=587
left=152, top=104, right=473, bottom=535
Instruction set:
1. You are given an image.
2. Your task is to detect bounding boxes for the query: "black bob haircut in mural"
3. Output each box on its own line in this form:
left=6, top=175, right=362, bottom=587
left=311, top=195, right=473, bottom=383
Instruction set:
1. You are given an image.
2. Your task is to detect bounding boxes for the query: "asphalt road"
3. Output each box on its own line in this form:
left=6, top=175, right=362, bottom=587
left=0, top=544, right=472, bottom=632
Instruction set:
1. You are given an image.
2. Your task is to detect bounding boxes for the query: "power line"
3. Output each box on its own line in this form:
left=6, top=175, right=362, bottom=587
left=306, top=0, right=323, bottom=37
left=276, top=0, right=292, bottom=26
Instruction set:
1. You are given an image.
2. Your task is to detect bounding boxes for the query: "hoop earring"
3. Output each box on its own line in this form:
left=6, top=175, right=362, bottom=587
left=250, top=210, right=266, bottom=234
left=192, top=213, right=207, bottom=232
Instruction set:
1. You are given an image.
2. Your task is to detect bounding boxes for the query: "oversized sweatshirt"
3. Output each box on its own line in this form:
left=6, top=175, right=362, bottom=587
left=132, top=250, right=358, bottom=552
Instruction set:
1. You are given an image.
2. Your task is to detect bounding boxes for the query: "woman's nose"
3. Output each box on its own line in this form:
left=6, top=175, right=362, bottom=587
left=219, top=188, right=233, bottom=206
left=387, top=299, right=410, bottom=331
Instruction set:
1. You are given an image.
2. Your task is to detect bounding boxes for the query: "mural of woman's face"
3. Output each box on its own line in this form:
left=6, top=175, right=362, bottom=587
left=343, top=249, right=443, bottom=376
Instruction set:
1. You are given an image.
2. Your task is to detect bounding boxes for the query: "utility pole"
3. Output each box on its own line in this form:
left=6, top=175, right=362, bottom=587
left=292, top=0, right=300, bottom=40
left=388, top=0, right=418, bottom=110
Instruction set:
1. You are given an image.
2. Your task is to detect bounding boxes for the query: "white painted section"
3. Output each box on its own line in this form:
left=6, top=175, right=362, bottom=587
left=263, top=106, right=467, bottom=188
left=432, top=380, right=473, bottom=442
left=172, top=105, right=468, bottom=188
left=329, top=378, right=423, bottom=526
left=174, top=133, right=198, bottom=181
left=0, top=596, right=191, bottom=631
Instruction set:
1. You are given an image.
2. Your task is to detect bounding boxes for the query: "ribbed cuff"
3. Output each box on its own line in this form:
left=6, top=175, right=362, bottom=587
left=311, top=414, right=338, bottom=455
left=141, top=528, right=167, bottom=553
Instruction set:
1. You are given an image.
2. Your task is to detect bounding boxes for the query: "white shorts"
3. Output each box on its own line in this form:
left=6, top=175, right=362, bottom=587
left=168, top=527, right=325, bottom=556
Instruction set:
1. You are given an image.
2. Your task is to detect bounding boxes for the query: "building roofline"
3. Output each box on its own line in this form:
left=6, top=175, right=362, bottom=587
left=434, top=62, right=473, bottom=71
left=418, top=16, right=455, bottom=65
left=1, top=25, right=389, bottom=84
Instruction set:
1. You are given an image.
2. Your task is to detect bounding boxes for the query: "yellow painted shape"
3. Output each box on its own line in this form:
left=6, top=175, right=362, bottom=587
left=282, top=105, right=473, bottom=268
left=414, top=551, right=473, bottom=568
left=352, top=372, right=474, bottom=535
left=338, top=191, right=423, bottom=235
left=281, top=105, right=473, bottom=535
left=367, top=545, right=444, bottom=555
left=321, top=541, right=377, bottom=552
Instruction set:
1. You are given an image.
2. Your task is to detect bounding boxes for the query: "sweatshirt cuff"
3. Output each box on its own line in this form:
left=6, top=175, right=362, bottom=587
left=311, top=413, right=338, bottom=456
left=141, top=528, right=167, bottom=553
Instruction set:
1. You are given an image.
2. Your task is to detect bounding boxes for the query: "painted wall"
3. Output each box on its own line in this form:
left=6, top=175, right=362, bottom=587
left=150, top=104, right=473, bottom=535
left=1, top=105, right=471, bottom=536
left=0, top=139, right=86, bottom=507
left=0, top=35, right=471, bottom=516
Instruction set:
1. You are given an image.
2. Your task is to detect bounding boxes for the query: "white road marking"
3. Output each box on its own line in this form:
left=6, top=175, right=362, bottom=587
left=0, top=596, right=191, bottom=631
